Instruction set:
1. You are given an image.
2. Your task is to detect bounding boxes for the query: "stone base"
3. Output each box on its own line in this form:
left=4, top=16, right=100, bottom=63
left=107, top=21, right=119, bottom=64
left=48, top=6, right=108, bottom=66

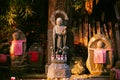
left=47, top=60, right=71, bottom=79
left=45, top=64, right=50, bottom=74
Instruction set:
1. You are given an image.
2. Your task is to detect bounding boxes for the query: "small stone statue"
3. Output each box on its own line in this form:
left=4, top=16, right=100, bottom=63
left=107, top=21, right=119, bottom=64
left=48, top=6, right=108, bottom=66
left=86, top=34, right=113, bottom=76
left=10, top=32, right=26, bottom=57
left=53, top=17, right=67, bottom=54
left=89, top=41, right=112, bottom=73
left=10, top=28, right=26, bottom=66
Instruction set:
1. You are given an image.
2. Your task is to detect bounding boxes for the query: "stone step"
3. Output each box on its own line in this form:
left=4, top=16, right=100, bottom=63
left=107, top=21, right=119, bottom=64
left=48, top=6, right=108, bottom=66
left=12, top=74, right=110, bottom=80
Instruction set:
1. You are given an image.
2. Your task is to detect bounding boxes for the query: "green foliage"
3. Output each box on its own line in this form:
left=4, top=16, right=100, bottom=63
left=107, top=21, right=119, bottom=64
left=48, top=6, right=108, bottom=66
left=6, top=0, right=34, bottom=25
left=0, top=0, right=48, bottom=54
left=72, top=0, right=85, bottom=12
left=0, top=0, right=34, bottom=53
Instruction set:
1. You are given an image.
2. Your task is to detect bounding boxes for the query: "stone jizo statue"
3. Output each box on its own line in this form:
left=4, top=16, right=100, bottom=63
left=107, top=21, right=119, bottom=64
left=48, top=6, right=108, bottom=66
left=89, top=41, right=112, bottom=72
left=86, top=34, right=113, bottom=76
left=10, top=28, right=26, bottom=66
left=10, top=32, right=26, bottom=58
left=53, top=17, right=67, bottom=54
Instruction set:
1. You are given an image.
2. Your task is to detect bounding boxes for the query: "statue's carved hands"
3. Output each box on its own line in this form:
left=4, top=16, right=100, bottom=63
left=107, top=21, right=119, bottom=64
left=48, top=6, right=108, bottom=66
left=62, top=26, right=67, bottom=35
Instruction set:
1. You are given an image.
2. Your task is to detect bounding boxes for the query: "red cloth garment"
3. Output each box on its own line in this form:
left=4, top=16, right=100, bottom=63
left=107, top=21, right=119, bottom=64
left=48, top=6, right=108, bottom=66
left=29, top=51, right=39, bottom=62
left=10, top=40, right=25, bottom=56
left=112, top=68, right=120, bottom=80
left=94, top=49, right=106, bottom=63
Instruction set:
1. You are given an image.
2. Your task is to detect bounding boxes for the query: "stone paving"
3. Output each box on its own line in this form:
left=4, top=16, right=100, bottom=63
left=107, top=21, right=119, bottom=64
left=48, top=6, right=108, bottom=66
left=0, top=71, right=110, bottom=80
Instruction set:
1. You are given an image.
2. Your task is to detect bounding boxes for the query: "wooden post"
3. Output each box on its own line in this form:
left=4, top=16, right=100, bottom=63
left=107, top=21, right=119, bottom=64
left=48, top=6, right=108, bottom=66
left=115, top=23, right=120, bottom=60
left=46, top=0, right=56, bottom=74
left=96, top=21, right=101, bottom=34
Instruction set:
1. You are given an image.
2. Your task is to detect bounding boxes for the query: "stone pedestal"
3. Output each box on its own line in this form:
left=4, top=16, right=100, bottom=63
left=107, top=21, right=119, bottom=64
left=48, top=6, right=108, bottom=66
left=47, top=59, right=71, bottom=79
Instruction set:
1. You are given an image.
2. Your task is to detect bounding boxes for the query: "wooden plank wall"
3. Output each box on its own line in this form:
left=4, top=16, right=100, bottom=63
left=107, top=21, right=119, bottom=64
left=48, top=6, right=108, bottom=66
left=72, top=19, right=120, bottom=61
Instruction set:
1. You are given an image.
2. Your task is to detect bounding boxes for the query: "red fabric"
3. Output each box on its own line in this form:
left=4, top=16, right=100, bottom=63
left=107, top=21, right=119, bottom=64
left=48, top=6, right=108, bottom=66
left=29, top=51, right=39, bottom=62
left=94, top=49, right=106, bottom=63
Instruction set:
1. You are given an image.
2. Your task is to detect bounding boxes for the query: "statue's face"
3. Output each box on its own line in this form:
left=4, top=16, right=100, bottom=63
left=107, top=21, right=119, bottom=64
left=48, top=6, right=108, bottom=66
left=56, top=18, right=63, bottom=26
left=12, top=32, right=19, bottom=40
left=97, top=41, right=104, bottom=48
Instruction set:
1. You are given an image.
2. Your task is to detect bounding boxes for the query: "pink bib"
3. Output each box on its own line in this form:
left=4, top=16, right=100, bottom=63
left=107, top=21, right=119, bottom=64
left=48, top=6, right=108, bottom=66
left=10, top=40, right=24, bottom=56
left=94, top=49, right=106, bottom=63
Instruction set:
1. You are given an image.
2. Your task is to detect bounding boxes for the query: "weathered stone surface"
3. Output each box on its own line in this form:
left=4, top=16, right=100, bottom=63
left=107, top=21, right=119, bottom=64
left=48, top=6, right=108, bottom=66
left=86, top=34, right=113, bottom=76
left=47, top=60, right=71, bottom=79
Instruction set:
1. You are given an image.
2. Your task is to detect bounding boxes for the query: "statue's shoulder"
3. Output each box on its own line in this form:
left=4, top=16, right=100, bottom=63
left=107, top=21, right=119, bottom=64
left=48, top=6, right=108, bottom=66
left=53, top=25, right=57, bottom=29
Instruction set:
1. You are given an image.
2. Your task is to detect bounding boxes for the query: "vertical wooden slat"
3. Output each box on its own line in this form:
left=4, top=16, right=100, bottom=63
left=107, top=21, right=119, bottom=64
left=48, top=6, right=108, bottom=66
left=103, top=24, right=109, bottom=38
left=88, top=24, right=92, bottom=41
left=96, top=21, right=101, bottom=34
left=83, top=21, right=89, bottom=47
left=108, top=22, right=113, bottom=39
left=93, top=25, right=96, bottom=36
left=92, top=21, right=96, bottom=36
left=79, top=21, right=83, bottom=44
left=46, top=0, right=56, bottom=74
left=74, top=27, right=79, bottom=44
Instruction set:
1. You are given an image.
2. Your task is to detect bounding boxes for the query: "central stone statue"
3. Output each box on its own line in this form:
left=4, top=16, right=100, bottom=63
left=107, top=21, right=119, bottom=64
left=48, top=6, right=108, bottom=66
left=53, top=17, right=67, bottom=54
left=47, top=16, right=71, bottom=80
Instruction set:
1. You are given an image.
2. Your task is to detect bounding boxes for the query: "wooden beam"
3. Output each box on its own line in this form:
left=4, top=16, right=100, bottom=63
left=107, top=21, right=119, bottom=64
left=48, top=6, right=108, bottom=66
left=115, top=23, right=120, bottom=60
